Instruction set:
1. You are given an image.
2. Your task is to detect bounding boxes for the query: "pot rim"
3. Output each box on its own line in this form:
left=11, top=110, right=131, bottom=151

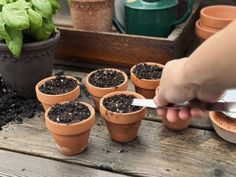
left=85, top=68, right=128, bottom=90
left=36, top=75, right=80, bottom=98
left=209, top=111, right=236, bottom=133
left=45, top=101, right=95, bottom=127
left=0, top=32, right=60, bottom=52
left=201, top=5, right=236, bottom=22
left=100, top=90, right=147, bottom=116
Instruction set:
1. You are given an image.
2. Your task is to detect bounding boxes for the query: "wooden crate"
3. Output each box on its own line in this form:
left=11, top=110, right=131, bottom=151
left=54, top=1, right=201, bottom=70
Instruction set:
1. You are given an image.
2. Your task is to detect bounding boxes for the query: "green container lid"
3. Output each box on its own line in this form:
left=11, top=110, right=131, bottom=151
left=125, top=0, right=178, bottom=10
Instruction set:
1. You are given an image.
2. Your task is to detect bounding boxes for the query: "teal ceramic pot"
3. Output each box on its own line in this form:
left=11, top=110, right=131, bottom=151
left=124, top=0, right=193, bottom=37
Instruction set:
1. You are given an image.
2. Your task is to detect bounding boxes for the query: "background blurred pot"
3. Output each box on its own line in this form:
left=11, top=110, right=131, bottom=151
left=69, top=0, right=114, bottom=32
left=0, top=33, right=60, bottom=98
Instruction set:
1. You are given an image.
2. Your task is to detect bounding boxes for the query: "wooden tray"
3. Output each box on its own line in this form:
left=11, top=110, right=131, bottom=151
left=54, top=1, right=201, bottom=70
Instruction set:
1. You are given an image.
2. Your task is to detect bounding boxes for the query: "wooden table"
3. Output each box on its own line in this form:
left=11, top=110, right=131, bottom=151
left=0, top=69, right=235, bottom=177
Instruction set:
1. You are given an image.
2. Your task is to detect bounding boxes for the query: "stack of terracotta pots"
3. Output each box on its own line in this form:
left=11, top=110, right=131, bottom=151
left=195, top=5, right=236, bottom=40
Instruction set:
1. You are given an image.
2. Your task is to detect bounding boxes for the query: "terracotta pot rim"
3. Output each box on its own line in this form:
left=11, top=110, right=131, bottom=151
left=130, top=62, right=164, bottom=81
left=195, top=20, right=217, bottom=33
left=201, top=5, right=236, bottom=21
left=85, top=68, right=128, bottom=90
left=45, top=101, right=95, bottom=127
left=209, top=111, right=236, bottom=133
left=100, top=91, right=146, bottom=116
left=36, top=76, right=80, bottom=97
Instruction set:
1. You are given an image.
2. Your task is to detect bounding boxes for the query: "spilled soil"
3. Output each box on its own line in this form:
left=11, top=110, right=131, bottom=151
left=0, top=75, right=42, bottom=130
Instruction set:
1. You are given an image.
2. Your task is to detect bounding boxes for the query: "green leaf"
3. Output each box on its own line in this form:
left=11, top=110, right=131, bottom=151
left=30, top=19, right=55, bottom=41
left=49, top=0, right=61, bottom=14
left=5, top=0, right=14, bottom=3
left=0, top=0, right=6, bottom=6
left=5, top=27, right=23, bottom=58
left=31, top=0, right=52, bottom=19
left=27, top=8, right=42, bottom=29
left=2, top=0, right=30, bottom=30
left=0, top=13, right=10, bottom=40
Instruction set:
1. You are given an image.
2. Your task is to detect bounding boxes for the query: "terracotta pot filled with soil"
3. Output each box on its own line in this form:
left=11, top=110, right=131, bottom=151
left=45, top=100, right=95, bottom=155
left=100, top=91, right=147, bottom=143
left=36, top=75, right=80, bottom=111
left=69, top=0, right=114, bottom=32
left=130, top=62, right=164, bottom=99
left=85, top=68, right=128, bottom=111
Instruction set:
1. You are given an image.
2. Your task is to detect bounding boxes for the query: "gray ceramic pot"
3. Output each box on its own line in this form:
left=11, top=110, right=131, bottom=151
left=0, top=32, right=60, bottom=98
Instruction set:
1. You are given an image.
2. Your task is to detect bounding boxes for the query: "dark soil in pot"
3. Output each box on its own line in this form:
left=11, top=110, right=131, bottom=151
left=39, top=75, right=79, bottom=95
left=133, top=63, right=163, bottom=79
left=88, top=69, right=125, bottom=87
left=48, top=101, right=90, bottom=124
left=103, top=94, right=142, bottom=113
left=0, top=75, right=42, bottom=130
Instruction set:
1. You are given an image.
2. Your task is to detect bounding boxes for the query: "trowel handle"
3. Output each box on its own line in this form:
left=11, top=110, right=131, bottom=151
left=172, top=0, right=194, bottom=26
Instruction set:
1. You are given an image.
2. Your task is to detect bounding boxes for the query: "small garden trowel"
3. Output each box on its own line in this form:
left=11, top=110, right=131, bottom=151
left=131, top=99, right=236, bottom=114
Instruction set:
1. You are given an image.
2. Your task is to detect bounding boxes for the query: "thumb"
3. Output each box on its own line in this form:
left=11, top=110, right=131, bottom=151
left=154, top=87, right=169, bottom=107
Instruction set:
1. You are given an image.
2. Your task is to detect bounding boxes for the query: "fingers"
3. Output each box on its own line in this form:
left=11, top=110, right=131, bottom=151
left=179, top=108, right=191, bottom=120
left=190, top=108, right=205, bottom=118
left=166, top=109, right=178, bottom=123
left=154, top=88, right=169, bottom=107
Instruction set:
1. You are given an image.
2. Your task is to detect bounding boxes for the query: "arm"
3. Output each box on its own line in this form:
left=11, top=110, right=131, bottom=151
left=154, top=20, right=236, bottom=122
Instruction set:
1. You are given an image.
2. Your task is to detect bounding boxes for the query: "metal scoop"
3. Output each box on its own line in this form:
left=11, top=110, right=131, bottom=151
left=131, top=99, right=236, bottom=114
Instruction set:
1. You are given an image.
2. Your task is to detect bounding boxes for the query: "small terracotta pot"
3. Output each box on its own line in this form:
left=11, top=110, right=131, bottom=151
left=69, top=0, right=114, bottom=32
left=200, top=5, right=236, bottom=29
left=161, top=116, right=191, bottom=131
left=36, top=76, right=80, bottom=111
left=130, top=62, right=164, bottom=99
left=209, top=112, right=236, bottom=144
left=45, top=102, right=95, bottom=155
left=195, top=19, right=219, bottom=40
left=100, top=91, right=147, bottom=143
left=85, top=68, right=128, bottom=112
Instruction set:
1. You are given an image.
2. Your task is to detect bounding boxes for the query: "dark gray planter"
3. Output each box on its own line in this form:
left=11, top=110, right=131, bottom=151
left=0, top=32, right=60, bottom=98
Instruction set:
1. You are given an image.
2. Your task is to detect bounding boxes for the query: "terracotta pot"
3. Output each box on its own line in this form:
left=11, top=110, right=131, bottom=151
left=209, top=112, right=236, bottom=144
left=45, top=102, right=95, bottom=155
left=85, top=68, right=128, bottom=112
left=100, top=91, right=147, bottom=143
left=69, top=0, right=114, bottom=32
left=130, top=62, right=164, bottom=99
left=161, top=116, right=191, bottom=131
left=36, top=76, right=80, bottom=111
left=195, top=19, right=219, bottom=40
left=0, top=32, right=60, bottom=98
left=200, top=5, right=236, bottom=29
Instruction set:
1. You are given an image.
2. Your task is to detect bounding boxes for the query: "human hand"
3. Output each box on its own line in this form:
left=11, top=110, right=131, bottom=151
left=154, top=58, right=223, bottom=123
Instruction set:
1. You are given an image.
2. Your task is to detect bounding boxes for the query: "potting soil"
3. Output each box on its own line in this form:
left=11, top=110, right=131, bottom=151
left=0, top=75, right=42, bottom=130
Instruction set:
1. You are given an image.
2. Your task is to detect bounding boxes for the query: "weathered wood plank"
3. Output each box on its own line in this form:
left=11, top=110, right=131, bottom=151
left=0, top=111, right=235, bottom=177
left=0, top=150, right=128, bottom=177
left=56, top=69, right=213, bottom=130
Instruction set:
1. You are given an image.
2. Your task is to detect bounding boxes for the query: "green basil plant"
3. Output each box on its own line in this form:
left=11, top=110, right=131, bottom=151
left=0, top=0, right=61, bottom=58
